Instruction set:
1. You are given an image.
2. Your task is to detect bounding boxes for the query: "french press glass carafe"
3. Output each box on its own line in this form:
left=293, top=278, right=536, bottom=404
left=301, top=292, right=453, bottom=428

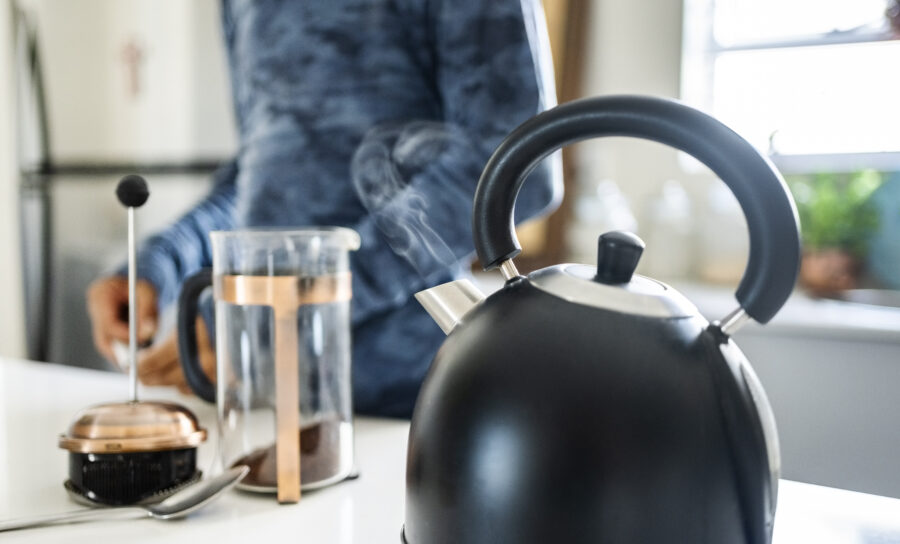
left=178, top=228, right=360, bottom=503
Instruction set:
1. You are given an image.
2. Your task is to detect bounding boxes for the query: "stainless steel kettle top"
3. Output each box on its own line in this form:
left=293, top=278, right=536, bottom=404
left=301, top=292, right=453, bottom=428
left=527, top=231, right=698, bottom=318
left=404, top=95, right=801, bottom=544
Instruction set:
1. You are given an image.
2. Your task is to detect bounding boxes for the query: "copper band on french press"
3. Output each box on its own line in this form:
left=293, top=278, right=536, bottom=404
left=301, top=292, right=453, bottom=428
left=214, top=272, right=352, bottom=503
left=216, top=273, right=353, bottom=308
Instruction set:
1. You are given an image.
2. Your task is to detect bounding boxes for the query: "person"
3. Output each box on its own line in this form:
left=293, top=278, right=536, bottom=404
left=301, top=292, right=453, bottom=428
left=86, top=0, right=561, bottom=418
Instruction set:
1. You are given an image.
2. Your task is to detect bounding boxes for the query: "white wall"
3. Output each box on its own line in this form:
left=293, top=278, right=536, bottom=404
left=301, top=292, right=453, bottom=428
left=0, top=1, right=26, bottom=359
left=573, top=0, right=746, bottom=283
left=576, top=0, right=694, bottom=209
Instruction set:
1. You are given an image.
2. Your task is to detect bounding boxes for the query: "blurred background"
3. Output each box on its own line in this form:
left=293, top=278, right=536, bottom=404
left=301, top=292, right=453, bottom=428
left=1, top=0, right=900, bottom=498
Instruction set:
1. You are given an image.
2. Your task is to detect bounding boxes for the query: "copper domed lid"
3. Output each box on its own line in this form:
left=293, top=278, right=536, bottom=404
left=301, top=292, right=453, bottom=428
left=59, top=401, right=207, bottom=454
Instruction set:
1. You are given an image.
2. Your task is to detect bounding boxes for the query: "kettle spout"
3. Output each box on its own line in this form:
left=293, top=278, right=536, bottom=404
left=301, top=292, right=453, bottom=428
left=415, top=279, right=486, bottom=335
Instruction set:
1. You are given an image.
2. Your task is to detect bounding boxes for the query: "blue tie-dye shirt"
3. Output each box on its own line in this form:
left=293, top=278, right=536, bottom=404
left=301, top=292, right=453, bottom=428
left=132, top=0, right=561, bottom=417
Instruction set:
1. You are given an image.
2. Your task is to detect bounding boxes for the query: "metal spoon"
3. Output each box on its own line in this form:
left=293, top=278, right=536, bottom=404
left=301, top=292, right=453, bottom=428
left=0, top=465, right=249, bottom=532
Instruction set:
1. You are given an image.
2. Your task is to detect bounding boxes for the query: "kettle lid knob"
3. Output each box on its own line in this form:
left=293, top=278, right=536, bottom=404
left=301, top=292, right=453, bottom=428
left=595, top=231, right=645, bottom=284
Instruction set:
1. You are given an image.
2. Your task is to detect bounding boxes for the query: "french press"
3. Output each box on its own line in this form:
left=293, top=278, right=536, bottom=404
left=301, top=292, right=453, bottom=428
left=178, top=228, right=360, bottom=503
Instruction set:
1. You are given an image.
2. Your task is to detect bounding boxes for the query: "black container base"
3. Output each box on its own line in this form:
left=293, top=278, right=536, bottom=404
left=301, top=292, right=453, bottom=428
left=67, top=448, right=199, bottom=506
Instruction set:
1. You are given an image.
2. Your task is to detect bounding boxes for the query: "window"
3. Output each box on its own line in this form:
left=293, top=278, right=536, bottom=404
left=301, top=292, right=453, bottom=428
left=682, top=0, right=900, bottom=173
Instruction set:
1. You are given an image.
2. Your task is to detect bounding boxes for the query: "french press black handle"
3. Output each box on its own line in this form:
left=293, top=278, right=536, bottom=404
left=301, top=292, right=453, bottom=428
left=473, top=95, right=801, bottom=324
left=176, top=268, right=216, bottom=403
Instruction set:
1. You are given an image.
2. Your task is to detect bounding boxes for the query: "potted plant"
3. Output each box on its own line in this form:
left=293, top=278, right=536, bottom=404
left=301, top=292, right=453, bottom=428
left=786, top=170, right=882, bottom=296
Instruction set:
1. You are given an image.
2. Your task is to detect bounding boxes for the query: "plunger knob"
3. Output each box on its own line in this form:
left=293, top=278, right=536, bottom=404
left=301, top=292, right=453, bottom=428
left=116, top=174, right=150, bottom=208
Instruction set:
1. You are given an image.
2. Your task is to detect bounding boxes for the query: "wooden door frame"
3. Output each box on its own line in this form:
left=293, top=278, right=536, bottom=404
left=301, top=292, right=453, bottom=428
left=514, top=0, right=591, bottom=272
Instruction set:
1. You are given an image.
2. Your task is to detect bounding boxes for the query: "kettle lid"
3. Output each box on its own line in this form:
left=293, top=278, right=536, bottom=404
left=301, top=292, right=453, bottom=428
left=529, top=231, right=698, bottom=318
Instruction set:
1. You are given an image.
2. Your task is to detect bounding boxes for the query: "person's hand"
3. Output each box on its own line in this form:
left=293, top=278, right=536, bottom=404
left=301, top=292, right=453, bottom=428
left=138, top=318, right=216, bottom=394
left=87, top=276, right=158, bottom=365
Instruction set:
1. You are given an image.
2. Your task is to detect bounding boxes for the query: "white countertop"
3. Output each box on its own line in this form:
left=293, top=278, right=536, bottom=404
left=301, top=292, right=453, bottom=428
left=2, top=358, right=900, bottom=543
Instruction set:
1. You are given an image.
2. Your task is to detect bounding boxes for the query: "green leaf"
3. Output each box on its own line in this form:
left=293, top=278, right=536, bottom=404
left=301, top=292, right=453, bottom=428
left=785, top=170, right=884, bottom=257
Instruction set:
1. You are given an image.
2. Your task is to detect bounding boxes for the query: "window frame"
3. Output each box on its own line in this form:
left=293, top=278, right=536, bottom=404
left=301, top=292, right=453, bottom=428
left=681, top=0, right=900, bottom=174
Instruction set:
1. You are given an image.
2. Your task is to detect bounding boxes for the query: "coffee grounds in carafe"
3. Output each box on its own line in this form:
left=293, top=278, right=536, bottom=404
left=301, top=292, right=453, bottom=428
left=233, top=418, right=344, bottom=488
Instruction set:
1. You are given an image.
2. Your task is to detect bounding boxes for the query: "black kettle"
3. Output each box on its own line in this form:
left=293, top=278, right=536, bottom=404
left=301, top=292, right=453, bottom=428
left=402, top=95, right=800, bottom=544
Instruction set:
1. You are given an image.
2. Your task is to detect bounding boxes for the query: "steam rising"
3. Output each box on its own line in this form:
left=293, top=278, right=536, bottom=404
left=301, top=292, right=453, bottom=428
left=351, top=122, right=475, bottom=280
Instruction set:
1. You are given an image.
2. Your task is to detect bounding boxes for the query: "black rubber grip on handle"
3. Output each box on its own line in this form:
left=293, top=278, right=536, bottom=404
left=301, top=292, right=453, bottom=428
left=177, top=268, right=216, bottom=403
left=473, top=95, right=801, bottom=324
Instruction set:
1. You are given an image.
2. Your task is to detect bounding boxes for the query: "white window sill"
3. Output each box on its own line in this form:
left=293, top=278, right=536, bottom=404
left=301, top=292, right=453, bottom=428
left=673, top=281, right=900, bottom=344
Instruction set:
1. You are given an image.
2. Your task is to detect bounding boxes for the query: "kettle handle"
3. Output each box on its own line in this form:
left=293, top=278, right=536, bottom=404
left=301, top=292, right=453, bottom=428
left=473, top=95, right=800, bottom=324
